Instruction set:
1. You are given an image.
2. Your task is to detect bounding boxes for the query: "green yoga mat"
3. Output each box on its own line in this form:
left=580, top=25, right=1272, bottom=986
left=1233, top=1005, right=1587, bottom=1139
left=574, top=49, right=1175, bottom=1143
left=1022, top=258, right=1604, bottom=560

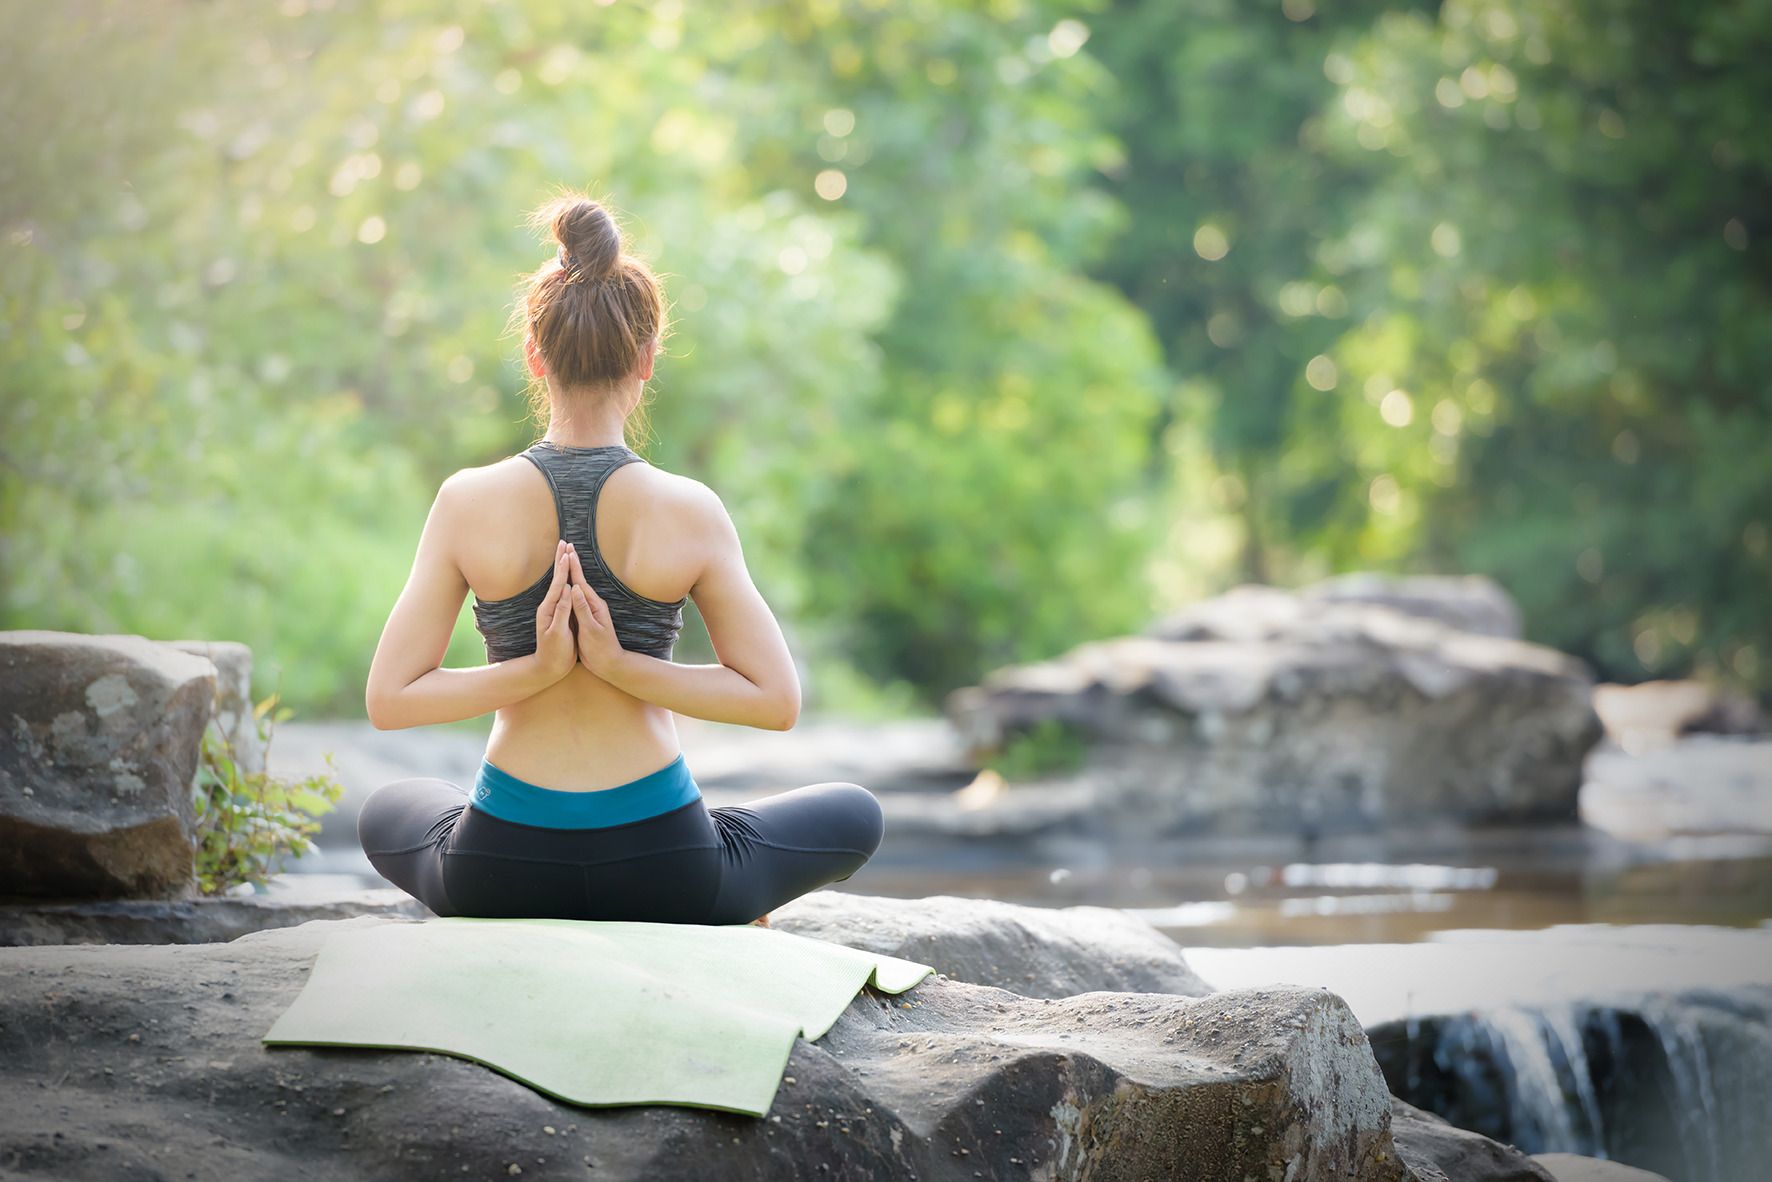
left=262, top=917, right=933, bottom=1117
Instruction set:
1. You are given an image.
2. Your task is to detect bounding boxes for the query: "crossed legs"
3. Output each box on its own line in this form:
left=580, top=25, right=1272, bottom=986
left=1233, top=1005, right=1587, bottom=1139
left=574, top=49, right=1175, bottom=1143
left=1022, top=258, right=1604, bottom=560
left=356, top=776, right=884, bottom=925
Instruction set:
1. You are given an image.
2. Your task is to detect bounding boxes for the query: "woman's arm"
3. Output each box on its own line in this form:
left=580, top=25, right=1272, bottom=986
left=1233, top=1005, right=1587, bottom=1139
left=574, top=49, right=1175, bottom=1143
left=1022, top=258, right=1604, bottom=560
left=564, top=486, right=801, bottom=731
left=364, top=476, right=578, bottom=730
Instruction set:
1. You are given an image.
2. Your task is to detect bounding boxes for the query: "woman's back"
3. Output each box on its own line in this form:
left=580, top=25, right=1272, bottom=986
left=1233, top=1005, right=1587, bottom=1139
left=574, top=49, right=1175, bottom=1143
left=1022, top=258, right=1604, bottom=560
left=357, top=189, right=879, bottom=927
left=457, top=440, right=703, bottom=790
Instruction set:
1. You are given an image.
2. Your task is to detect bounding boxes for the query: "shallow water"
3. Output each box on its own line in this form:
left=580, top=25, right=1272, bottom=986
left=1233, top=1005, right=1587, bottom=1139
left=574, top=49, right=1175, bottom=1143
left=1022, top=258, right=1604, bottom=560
left=847, top=838, right=1772, bottom=947
left=296, top=826, right=1772, bottom=947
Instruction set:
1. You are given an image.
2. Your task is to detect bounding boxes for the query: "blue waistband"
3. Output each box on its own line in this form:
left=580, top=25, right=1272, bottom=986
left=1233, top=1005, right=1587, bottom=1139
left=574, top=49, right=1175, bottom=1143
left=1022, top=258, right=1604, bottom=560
left=469, top=753, right=701, bottom=829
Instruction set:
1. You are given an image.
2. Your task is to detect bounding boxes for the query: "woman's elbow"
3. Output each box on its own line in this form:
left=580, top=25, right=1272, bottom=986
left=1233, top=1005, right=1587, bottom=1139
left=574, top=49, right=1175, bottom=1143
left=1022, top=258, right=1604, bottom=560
left=758, top=684, right=801, bottom=731
left=364, top=689, right=404, bottom=731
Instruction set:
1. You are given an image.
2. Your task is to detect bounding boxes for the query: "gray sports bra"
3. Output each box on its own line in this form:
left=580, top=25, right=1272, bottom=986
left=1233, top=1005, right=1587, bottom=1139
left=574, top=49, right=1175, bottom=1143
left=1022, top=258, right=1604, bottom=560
left=470, top=441, right=686, bottom=664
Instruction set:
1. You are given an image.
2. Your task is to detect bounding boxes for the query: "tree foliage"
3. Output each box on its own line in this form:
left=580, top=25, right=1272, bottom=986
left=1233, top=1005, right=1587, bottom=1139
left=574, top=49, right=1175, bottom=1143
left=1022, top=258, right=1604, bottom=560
left=2, top=0, right=1764, bottom=711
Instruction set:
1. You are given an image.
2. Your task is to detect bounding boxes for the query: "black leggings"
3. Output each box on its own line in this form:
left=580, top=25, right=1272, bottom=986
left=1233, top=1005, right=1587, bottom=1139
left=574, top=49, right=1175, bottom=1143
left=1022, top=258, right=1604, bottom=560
left=356, top=777, right=884, bottom=925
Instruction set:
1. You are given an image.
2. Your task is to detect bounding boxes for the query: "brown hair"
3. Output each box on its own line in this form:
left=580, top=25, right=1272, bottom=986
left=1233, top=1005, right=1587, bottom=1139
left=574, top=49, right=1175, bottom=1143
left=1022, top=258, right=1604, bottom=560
left=507, top=191, right=671, bottom=447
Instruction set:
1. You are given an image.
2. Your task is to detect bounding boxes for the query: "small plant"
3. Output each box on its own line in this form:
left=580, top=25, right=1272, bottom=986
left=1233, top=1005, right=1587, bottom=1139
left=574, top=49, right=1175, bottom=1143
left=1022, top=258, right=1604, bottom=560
left=192, top=691, right=343, bottom=896
left=982, top=717, right=1090, bottom=781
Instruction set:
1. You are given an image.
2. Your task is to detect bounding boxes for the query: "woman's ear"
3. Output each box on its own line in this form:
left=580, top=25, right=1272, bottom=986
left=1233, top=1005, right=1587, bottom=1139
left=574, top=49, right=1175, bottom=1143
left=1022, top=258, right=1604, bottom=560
left=525, top=334, right=546, bottom=379
left=637, top=339, right=657, bottom=382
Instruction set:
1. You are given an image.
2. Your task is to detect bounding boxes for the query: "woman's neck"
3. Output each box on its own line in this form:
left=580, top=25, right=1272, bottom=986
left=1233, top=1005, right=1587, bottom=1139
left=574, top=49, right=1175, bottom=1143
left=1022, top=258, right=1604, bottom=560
left=543, top=386, right=632, bottom=448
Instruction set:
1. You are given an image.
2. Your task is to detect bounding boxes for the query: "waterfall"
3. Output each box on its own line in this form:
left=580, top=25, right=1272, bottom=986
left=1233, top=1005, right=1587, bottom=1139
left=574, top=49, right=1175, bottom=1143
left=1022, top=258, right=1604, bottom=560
left=1635, top=995, right=1722, bottom=1182
left=1189, top=925, right=1772, bottom=1182
left=1374, top=988, right=1772, bottom=1182
left=1478, top=1006, right=1595, bottom=1156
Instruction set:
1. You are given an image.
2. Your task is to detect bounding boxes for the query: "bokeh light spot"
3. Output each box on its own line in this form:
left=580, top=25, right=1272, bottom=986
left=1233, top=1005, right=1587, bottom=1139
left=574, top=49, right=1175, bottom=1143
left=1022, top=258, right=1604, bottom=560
left=814, top=169, right=847, bottom=200
left=1048, top=19, right=1088, bottom=58
left=1380, top=388, right=1414, bottom=427
left=1193, top=223, right=1229, bottom=261
left=1369, top=474, right=1401, bottom=514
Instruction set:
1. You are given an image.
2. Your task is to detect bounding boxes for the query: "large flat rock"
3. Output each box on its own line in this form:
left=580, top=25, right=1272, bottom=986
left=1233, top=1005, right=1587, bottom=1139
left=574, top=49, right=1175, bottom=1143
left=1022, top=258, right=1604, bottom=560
left=946, top=585, right=1602, bottom=836
left=773, top=891, right=1212, bottom=999
left=0, top=631, right=217, bottom=899
left=1299, top=573, right=1524, bottom=639
left=0, top=915, right=1410, bottom=1181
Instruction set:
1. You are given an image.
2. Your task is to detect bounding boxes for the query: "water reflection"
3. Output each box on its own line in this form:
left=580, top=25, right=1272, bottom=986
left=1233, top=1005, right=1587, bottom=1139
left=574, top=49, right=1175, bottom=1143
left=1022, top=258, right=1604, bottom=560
left=853, top=845, right=1772, bottom=947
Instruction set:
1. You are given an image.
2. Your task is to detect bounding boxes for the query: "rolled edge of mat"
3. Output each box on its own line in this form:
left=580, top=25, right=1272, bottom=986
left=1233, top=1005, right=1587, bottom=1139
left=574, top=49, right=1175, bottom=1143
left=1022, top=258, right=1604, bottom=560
left=869, top=957, right=936, bottom=994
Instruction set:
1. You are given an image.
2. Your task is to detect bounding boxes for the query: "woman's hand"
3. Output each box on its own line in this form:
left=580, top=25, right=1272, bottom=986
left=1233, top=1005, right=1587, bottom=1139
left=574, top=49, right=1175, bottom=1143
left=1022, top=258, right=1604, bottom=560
left=564, top=543, right=625, bottom=678
left=533, top=539, right=578, bottom=683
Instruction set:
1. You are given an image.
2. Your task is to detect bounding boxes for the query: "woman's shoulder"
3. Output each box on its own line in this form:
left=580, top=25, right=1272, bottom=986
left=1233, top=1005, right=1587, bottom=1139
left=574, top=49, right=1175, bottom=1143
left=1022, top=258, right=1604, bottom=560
left=613, top=458, right=733, bottom=545
left=627, top=455, right=718, bottom=508
left=435, top=454, right=541, bottom=514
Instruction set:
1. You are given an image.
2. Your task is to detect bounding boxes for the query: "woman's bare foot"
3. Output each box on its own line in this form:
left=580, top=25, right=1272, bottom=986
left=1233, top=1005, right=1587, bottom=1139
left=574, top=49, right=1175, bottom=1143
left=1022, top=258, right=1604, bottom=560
left=749, top=912, right=771, bottom=928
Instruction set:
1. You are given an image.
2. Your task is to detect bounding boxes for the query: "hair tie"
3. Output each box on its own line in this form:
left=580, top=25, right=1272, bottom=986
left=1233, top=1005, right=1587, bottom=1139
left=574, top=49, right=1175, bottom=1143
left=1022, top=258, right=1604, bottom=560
left=557, top=245, right=577, bottom=275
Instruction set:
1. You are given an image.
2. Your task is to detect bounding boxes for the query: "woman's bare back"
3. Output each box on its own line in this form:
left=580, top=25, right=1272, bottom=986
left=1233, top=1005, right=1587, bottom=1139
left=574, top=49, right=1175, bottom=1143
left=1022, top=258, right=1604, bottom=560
left=451, top=450, right=706, bottom=791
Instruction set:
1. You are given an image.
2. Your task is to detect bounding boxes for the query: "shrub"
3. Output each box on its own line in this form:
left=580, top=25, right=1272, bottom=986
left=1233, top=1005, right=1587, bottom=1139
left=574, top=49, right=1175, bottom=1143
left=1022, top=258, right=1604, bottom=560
left=982, top=718, right=1090, bottom=782
left=192, top=693, right=343, bottom=896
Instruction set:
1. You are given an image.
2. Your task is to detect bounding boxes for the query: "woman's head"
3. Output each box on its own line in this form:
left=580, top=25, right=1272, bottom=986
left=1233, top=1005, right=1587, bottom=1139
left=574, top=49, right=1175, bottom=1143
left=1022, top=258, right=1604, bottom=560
left=509, top=191, right=669, bottom=440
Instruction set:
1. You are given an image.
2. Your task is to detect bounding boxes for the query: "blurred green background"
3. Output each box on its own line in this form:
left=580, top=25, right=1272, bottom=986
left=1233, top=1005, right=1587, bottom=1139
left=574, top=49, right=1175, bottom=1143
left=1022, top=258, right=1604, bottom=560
left=2, top=0, right=1766, bottom=718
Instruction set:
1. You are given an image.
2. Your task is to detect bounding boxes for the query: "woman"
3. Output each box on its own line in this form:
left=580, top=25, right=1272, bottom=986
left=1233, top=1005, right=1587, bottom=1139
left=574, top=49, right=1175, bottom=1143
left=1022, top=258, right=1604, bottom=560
left=356, top=193, right=883, bottom=927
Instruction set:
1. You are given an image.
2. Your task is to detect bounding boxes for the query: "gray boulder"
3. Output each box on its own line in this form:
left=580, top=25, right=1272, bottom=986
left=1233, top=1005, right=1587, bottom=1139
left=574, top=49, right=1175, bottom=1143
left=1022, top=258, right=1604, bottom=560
left=163, top=638, right=264, bottom=775
left=0, top=631, right=216, bottom=898
left=1301, top=572, right=1524, bottom=639
left=1390, top=1099, right=1554, bottom=1181
left=0, top=915, right=1410, bottom=1181
left=773, top=891, right=1212, bottom=999
left=1530, top=1154, right=1671, bottom=1182
left=1582, top=734, right=1772, bottom=838
left=947, top=586, right=1601, bottom=836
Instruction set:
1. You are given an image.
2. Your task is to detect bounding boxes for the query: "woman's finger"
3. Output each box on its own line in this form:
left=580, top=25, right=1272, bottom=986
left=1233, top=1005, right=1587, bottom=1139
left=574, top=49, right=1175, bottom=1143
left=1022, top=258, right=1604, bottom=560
left=565, top=547, right=606, bottom=608
left=573, top=585, right=606, bottom=631
left=565, top=546, right=612, bottom=612
left=538, top=541, right=568, bottom=611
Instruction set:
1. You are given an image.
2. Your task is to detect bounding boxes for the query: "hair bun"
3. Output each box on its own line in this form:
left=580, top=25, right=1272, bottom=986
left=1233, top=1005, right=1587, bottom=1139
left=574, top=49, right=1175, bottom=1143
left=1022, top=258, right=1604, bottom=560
left=551, top=198, right=621, bottom=282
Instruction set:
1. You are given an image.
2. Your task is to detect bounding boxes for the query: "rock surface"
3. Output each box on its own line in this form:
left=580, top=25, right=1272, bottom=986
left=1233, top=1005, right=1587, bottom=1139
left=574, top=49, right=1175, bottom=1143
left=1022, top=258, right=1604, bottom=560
left=1299, top=573, right=1524, bottom=639
left=946, top=585, right=1602, bottom=836
left=0, top=887, right=424, bottom=947
left=163, top=638, right=264, bottom=775
left=773, top=891, right=1212, bottom=999
left=0, top=910, right=1410, bottom=1181
left=1389, top=1098, right=1554, bottom=1181
left=1592, top=679, right=1764, bottom=749
left=1530, top=1154, right=1672, bottom=1182
left=0, top=631, right=217, bottom=899
left=1580, top=735, right=1772, bottom=838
